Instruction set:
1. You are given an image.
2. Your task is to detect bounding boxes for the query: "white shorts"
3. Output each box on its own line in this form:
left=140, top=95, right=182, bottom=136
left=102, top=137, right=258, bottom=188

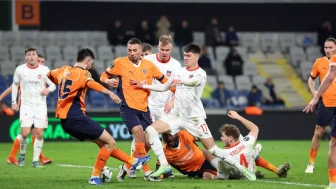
left=160, top=112, right=212, bottom=139
left=149, top=107, right=165, bottom=122
left=20, top=105, right=48, bottom=128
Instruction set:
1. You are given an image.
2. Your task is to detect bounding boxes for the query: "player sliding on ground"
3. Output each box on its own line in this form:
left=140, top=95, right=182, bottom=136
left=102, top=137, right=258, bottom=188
left=47, top=48, right=151, bottom=185
left=131, top=43, right=256, bottom=181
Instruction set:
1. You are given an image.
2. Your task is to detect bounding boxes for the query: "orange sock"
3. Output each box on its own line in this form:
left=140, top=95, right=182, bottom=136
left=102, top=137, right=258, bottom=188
left=329, top=168, right=336, bottom=183
left=92, top=147, right=111, bottom=177
left=9, top=137, right=20, bottom=158
left=110, top=148, right=135, bottom=165
left=309, top=149, right=318, bottom=164
left=32, top=136, right=46, bottom=159
left=256, top=157, right=277, bottom=173
left=125, top=142, right=149, bottom=171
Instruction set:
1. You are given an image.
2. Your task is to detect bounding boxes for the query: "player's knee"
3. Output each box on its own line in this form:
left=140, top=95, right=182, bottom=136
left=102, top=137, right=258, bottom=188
left=105, top=137, right=116, bottom=151
left=329, top=137, right=336, bottom=148
left=314, top=126, right=325, bottom=138
left=146, top=126, right=158, bottom=137
left=21, top=129, right=30, bottom=138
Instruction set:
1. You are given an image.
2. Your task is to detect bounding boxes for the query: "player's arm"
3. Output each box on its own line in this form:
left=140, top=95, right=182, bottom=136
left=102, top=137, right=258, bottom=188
left=313, top=63, right=336, bottom=101
left=11, top=67, right=20, bottom=105
left=0, top=86, right=12, bottom=102
left=227, top=110, right=259, bottom=139
left=131, top=78, right=172, bottom=92
left=100, top=60, right=121, bottom=87
left=46, top=68, right=60, bottom=85
left=308, top=61, right=319, bottom=95
left=176, top=72, right=206, bottom=87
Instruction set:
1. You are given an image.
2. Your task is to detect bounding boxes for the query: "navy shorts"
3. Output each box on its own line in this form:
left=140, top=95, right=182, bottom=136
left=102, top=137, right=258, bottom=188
left=60, top=116, right=104, bottom=141
left=174, top=159, right=216, bottom=178
left=120, top=105, right=152, bottom=132
left=316, top=99, right=336, bottom=137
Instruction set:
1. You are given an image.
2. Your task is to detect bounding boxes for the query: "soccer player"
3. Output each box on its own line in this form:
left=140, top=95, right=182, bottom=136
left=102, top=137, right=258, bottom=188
left=304, top=53, right=336, bottom=189
left=100, top=38, right=170, bottom=180
left=11, top=48, right=56, bottom=168
left=131, top=43, right=256, bottom=181
left=160, top=130, right=290, bottom=179
left=141, top=43, right=152, bottom=58
left=1, top=53, right=53, bottom=165
left=305, top=38, right=336, bottom=173
left=47, top=48, right=151, bottom=185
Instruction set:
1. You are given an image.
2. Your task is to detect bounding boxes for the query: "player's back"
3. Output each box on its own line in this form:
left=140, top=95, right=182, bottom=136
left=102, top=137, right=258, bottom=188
left=144, top=54, right=181, bottom=109
left=163, top=130, right=205, bottom=172
left=52, top=66, right=91, bottom=119
left=224, top=135, right=256, bottom=173
left=312, top=56, right=336, bottom=107
left=173, top=66, right=207, bottom=119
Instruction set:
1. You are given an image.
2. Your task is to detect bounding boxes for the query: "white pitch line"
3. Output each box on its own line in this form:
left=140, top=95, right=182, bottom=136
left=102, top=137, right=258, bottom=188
left=56, top=164, right=328, bottom=188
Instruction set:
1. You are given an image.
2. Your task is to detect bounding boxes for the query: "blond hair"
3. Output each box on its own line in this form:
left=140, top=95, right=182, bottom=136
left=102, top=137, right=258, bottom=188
left=159, top=35, right=173, bottom=46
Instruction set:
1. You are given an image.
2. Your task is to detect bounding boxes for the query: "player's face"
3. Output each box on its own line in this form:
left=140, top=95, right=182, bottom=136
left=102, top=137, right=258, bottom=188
left=184, top=52, right=199, bottom=68
left=162, top=134, right=179, bottom=147
left=324, top=41, right=336, bottom=58
left=158, top=43, right=172, bottom=61
left=128, top=44, right=142, bottom=63
left=37, top=57, right=45, bottom=65
left=25, top=50, right=38, bottom=66
left=141, top=50, right=151, bottom=59
left=221, top=132, right=232, bottom=147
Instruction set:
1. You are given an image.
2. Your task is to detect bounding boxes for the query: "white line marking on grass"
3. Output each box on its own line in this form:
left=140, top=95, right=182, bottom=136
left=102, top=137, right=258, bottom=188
left=56, top=164, right=328, bottom=188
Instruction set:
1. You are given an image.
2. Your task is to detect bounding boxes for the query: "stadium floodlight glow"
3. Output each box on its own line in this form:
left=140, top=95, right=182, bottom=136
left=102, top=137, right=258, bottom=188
left=9, top=117, right=123, bottom=141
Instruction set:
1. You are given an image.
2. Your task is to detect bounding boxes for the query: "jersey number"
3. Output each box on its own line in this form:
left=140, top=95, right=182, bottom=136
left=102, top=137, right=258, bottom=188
left=240, top=154, right=249, bottom=168
left=200, top=123, right=208, bottom=133
left=59, top=79, right=72, bottom=99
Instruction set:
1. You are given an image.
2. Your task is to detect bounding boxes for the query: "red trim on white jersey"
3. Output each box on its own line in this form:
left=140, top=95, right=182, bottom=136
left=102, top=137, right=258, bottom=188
left=26, top=63, right=39, bottom=69
left=156, top=53, right=171, bottom=63
left=186, top=66, right=200, bottom=71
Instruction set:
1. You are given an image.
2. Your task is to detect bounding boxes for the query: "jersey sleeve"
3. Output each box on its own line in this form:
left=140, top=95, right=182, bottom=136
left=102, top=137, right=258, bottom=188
left=152, top=63, right=166, bottom=83
left=83, top=71, right=95, bottom=88
left=242, top=135, right=256, bottom=147
left=310, top=60, right=319, bottom=79
left=47, top=67, right=63, bottom=85
left=105, top=59, right=122, bottom=76
left=12, top=66, right=20, bottom=85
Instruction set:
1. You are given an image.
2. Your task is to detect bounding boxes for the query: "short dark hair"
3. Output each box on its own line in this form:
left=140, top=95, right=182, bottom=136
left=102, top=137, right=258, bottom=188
left=142, top=43, right=152, bottom=52
left=325, top=37, right=336, bottom=45
left=77, top=48, right=95, bottom=62
left=25, top=48, right=37, bottom=55
left=128, top=38, right=142, bottom=46
left=219, top=124, right=240, bottom=140
left=184, top=43, right=201, bottom=54
left=38, top=54, right=44, bottom=58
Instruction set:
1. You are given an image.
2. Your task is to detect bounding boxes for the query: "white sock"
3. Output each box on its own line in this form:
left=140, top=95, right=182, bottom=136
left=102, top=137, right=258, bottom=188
left=145, top=126, right=169, bottom=166
left=33, top=139, right=43, bottom=162
left=17, top=134, right=21, bottom=140
left=210, top=158, right=220, bottom=170
left=208, top=145, right=243, bottom=172
left=19, top=135, right=28, bottom=155
left=330, top=182, right=336, bottom=188
left=130, top=137, right=136, bottom=155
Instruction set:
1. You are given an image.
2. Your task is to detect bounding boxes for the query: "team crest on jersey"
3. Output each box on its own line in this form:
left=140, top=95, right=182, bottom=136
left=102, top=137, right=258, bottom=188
left=143, top=69, right=146, bottom=74
left=64, top=72, right=71, bottom=76
left=189, top=74, right=193, bottom=78
left=110, top=61, right=114, bottom=68
left=166, top=70, right=172, bottom=77
left=37, top=74, right=42, bottom=79
left=185, top=145, right=190, bottom=150
left=243, top=136, right=250, bottom=141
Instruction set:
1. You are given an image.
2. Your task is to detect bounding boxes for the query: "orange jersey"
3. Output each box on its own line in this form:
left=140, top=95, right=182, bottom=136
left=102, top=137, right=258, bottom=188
left=47, top=66, right=103, bottom=119
left=101, top=57, right=167, bottom=112
left=163, top=130, right=205, bottom=173
left=311, top=56, right=336, bottom=107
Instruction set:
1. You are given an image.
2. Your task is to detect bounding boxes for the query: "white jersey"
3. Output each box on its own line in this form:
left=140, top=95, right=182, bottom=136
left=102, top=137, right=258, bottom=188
left=144, top=54, right=181, bottom=110
left=12, top=63, right=55, bottom=107
left=223, top=135, right=257, bottom=173
left=170, top=66, right=207, bottom=119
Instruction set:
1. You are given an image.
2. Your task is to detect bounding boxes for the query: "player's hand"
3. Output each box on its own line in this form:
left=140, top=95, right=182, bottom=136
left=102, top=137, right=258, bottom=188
left=11, top=104, right=19, bottom=112
left=105, top=79, right=118, bottom=88
left=164, top=100, right=174, bottom=113
left=202, top=172, right=215, bottom=180
left=227, top=110, right=241, bottom=120
left=170, top=79, right=181, bottom=87
left=40, top=88, right=50, bottom=96
left=109, top=93, right=121, bottom=104
left=130, top=79, right=144, bottom=88
left=303, top=97, right=319, bottom=113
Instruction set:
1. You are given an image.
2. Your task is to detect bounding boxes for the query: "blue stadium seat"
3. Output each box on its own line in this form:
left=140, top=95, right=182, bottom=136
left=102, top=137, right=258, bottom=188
left=0, top=75, right=6, bottom=87
left=7, top=75, right=13, bottom=86
left=89, top=90, right=106, bottom=108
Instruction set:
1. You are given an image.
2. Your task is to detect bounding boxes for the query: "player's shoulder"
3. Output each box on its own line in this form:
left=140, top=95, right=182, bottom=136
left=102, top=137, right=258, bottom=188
left=330, top=55, right=336, bottom=63
left=315, top=56, right=328, bottom=64
left=16, top=64, right=26, bottom=70
left=114, top=57, right=128, bottom=63
left=143, top=54, right=156, bottom=61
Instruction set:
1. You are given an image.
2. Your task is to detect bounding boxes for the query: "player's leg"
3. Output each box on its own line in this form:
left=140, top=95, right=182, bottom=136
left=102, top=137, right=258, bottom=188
left=7, top=133, right=21, bottom=165
left=327, top=119, right=336, bottom=189
left=18, top=105, right=34, bottom=167
left=255, top=157, right=290, bottom=177
left=31, top=115, right=48, bottom=168
left=306, top=100, right=330, bottom=173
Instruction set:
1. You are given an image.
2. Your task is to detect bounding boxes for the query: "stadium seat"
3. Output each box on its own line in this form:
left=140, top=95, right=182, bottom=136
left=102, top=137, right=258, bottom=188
left=229, top=90, right=248, bottom=108
left=45, top=45, right=62, bottom=62
left=88, top=32, right=108, bottom=46
left=251, top=75, right=266, bottom=88
left=289, top=46, right=306, bottom=67
left=260, top=32, right=278, bottom=53
left=306, top=46, right=322, bottom=62
left=171, top=46, right=181, bottom=60
left=235, top=75, right=252, bottom=91
left=206, top=46, right=215, bottom=60
left=218, top=75, right=235, bottom=90
left=234, top=46, right=248, bottom=62
left=92, top=60, right=106, bottom=74
left=243, top=62, right=258, bottom=76
left=97, top=45, right=113, bottom=62
left=55, top=32, right=72, bottom=46
left=7, top=75, right=13, bottom=86
left=192, top=32, right=205, bottom=46
left=215, top=46, right=230, bottom=61
left=0, top=46, right=9, bottom=61
left=62, top=45, right=77, bottom=63
left=89, top=90, right=106, bottom=108
left=1, top=61, right=16, bottom=77
left=72, top=32, right=89, bottom=47
left=9, top=46, right=25, bottom=63
left=278, top=32, right=296, bottom=53
left=206, top=75, right=218, bottom=89
left=300, top=61, right=313, bottom=80
left=0, top=75, right=6, bottom=87
left=38, top=32, right=55, bottom=47
left=0, top=31, right=3, bottom=45
left=53, top=61, right=67, bottom=69
left=238, top=32, right=259, bottom=53
left=81, top=45, right=97, bottom=57
left=20, top=31, right=38, bottom=47
left=114, top=45, right=128, bottom=58
left=3, top=31, right=20, bottom=47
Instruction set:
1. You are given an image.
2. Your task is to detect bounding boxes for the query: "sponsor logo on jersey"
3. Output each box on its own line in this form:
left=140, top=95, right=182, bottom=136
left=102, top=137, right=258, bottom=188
left=64, top=72, right=71, bottom=76
left=37, top=74, right=42, bottom=79
left=166, top=70, right=172, bottom=77
left=189, top=74, right=193, bottom=79
left=185, top=145, right=190, bottom=150
left=143, top=69, right=147, bottom=74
